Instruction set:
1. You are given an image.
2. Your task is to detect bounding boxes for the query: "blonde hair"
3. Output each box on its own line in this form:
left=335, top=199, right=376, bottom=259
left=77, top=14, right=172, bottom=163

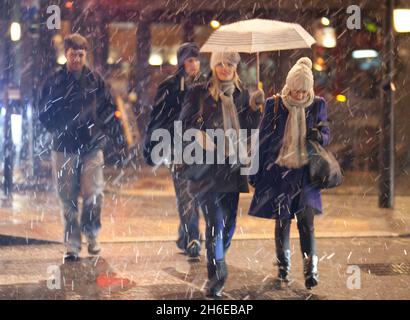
left=209, top=68, right=242, bottom=101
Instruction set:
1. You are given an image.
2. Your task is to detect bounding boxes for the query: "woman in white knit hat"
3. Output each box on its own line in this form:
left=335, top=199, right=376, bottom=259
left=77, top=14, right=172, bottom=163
left=179, top=51, right=263, bottom=298
left=248, top=57, right=330, bottom=289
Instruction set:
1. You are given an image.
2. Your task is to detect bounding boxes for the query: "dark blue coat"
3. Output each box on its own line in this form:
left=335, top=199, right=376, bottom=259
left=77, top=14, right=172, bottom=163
left=248, top=96, right=330, bottom=220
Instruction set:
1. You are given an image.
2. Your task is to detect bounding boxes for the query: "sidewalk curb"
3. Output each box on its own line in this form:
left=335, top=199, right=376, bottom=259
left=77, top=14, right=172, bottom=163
left=95, top=232, right=410, bottom=243
left=4, top=232, right=406, bottom=246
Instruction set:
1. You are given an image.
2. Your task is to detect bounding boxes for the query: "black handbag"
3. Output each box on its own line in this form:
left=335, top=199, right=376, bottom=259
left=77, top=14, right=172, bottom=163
left=174, top=93, right=213, bottom=181
left=307, top=102, right=343, bottom=189
left=307, top=140, right=343, bottom=189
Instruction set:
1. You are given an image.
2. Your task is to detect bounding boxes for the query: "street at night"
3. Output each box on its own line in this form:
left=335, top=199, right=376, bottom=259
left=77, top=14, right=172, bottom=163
left=1, top=0, right=410, bottom=309
left=0, top=167, right=410, bottom=300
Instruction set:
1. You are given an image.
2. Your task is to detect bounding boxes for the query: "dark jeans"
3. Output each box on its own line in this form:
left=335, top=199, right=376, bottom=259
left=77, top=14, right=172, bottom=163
left=198, top=192, right=240, bottom=263
left=172, top=171, right=200, bottom=249
left=275, top=206, right=317, bottom=261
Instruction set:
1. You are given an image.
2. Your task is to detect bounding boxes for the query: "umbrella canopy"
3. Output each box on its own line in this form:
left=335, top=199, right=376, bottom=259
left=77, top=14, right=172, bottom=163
left=200, top=19, right=316, bottom=85
left=200, top=18, right=316, bottom=53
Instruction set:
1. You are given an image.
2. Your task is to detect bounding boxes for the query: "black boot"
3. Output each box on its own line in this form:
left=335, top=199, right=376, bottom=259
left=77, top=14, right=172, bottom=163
left=275, top=219, right=291, bottom=282
left=207, top=260, right=227, bottom=298
left=303, top=255, right=319, bottom=289
left=186, top=240, right=201, bottom=258
left=276, top=249, right=291, bottom=282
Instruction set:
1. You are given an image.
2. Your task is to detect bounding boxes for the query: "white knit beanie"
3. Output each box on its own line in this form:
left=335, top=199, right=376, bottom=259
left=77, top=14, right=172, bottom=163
left=285, top=57, right=314, bottom=92
left=210, top=52, right=241, bottom=70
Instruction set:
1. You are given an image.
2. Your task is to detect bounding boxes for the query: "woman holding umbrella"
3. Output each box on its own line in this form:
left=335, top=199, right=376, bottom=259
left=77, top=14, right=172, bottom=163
left=179, top=52, right=263, bottom=298
left=248, top=57, right=330, bottom=289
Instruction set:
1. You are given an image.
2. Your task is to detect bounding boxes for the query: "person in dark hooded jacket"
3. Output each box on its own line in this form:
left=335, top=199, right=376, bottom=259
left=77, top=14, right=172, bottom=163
left=143, top=42, right=207, bottom=257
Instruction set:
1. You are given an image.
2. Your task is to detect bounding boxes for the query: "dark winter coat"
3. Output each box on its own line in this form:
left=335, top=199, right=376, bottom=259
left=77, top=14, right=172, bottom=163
left=179, top=82, right=261, bottom=195
left=38, top=65, right=123, bottom=154
left=248, top=95, right=330, bottom=220
left=143, top=72, right=207, bottom=166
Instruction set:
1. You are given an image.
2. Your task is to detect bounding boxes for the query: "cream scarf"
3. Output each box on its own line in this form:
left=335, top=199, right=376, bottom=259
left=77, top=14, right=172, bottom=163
left=197, top=81, right=241, bottom=155
left=275, top=84, right=315, bottom=169
left=219, top=81, right=241, bottom=135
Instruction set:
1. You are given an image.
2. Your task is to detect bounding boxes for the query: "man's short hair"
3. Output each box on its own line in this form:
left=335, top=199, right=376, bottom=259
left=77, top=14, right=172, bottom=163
left=64, top=33, right=89, bottom=52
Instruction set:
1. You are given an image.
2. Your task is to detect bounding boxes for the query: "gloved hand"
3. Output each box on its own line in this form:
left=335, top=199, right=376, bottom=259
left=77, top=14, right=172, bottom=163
left=249, top=89, right=265, bottom=111
left=306, top=128, right=323, bottom=143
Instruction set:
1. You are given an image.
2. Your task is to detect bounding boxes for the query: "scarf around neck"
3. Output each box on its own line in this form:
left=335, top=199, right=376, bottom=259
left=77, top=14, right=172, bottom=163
left=219, top=81, right=240, bottom=134
left=217, top=80, right=247, bottom=163
left=275, top=84, right=315, bottom=169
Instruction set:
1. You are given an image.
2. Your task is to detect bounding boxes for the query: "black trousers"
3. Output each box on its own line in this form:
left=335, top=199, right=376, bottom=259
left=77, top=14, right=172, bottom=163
left=275, top=206, right=317, bottom=260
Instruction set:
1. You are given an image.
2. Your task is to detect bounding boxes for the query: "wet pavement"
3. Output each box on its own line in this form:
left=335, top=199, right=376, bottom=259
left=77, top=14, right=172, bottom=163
left=1, top=171, right=410, bottom=244
left=0, top=237, right=410, bottom=300
left=0, top=166, right=410, bottom=299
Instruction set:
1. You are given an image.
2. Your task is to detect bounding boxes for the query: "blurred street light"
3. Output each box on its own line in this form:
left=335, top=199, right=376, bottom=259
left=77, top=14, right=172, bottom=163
left=313, top=57, right=326, bottom=71
left=57, top=55, right=67, bottom=65
left=313, top=63, right=323, bottom=71
left=365, top=21, right=378, bottom=33
left=10, top=22, right=21, bottom=42
left=168, top=55, right=178, bottom=66
left=336, top=94, right=347, bottom=103
left=148, top=53, right=163, bottom=66
left=321, top=17, right=330, bottom=26
left=393, top=9, right=410, bottom=33
left=114, top=110, right=122, bottom=119
left=210, top=20, right=220, bottom=29
left=65, top=1, right=74, bottom=9
left=11, top=114, right=22, bottom=146
left=315, top=27, right=337, bottom=48
left=352, top=49, right=379, bottom=59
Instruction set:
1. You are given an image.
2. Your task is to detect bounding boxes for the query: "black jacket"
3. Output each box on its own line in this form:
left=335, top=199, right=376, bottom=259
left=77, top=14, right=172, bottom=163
left=38, top=65, right=122, bottom=154
left=143, top=72, right=207, bottom=166
left=179, top=82, right=261, bottom=194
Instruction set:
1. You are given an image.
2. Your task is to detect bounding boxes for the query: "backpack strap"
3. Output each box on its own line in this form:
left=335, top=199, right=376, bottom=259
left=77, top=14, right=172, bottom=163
left=272, top=94, right=280, bottom=129
left=311, top=97, right=319, bottom=125
left=273, top=94, right=279, bottom=115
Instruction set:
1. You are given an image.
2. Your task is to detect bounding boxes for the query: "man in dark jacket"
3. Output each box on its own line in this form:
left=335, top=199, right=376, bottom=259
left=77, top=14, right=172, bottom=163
left=39, top=33, right=124, bottom=261
left=143, top=42, right=205, bottom=257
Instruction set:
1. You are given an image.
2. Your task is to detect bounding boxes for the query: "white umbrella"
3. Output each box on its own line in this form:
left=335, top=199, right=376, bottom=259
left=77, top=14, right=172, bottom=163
left=200, top=18, right=316, bottom=85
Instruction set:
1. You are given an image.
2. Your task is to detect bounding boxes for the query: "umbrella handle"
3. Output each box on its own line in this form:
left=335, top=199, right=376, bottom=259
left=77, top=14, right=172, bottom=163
left=256, top=52, right=260, bottom=86
left=256, top=52, right=263, bottom=91
left=255, top=52, right=264, bottom=112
